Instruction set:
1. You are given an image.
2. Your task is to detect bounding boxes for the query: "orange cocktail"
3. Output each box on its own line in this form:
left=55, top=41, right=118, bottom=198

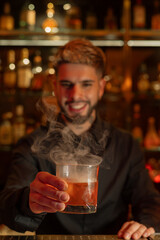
left=56, top=163, right=99, bottom=214
left=63, top=181, right=98, bottom=213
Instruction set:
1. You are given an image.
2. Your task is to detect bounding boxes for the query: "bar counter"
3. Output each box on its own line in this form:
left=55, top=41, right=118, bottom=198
left=0, top=234, right=160, bottom=240
left=0, top=226, right=160, bottom=240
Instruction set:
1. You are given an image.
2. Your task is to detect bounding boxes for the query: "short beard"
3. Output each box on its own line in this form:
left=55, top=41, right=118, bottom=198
left=59, top=102, right=98, bottom=125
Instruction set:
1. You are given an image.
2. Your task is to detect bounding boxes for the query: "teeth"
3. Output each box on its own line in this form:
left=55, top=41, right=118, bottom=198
left=70, top=103, right=85, bottom=110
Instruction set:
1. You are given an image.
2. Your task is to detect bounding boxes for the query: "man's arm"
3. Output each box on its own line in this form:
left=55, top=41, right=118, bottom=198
left=118, top=137, right=160, bottom=239
left=0, top=132, right=70, bottom=233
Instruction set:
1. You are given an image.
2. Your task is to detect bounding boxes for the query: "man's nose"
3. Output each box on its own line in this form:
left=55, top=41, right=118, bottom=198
left=70, top=84, right=83, bottom=100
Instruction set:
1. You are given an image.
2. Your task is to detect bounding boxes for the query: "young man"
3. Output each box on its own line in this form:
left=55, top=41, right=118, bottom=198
left=0, top=39, right=160, bottom=239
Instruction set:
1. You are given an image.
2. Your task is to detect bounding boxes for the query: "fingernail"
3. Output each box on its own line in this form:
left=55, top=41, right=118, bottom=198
left=143, top=233, right=148, bottom=238
left=60, top=193, right=69, bottom=202
left=124, top=233, right=130, bottom=240
left=133, top=233, right=138, bottom=239
left=56, top=202, right=65, bottom=211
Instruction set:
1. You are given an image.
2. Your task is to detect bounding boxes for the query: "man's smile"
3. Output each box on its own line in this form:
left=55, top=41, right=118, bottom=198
left=67, top=101, right=88, bottom=113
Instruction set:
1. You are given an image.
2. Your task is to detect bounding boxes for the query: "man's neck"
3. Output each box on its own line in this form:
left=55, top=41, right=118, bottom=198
left=62, top=112, right=96, bottom=135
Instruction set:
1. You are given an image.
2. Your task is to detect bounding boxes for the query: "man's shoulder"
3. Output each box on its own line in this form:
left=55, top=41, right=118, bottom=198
left=29, top=125, right=48, bottom=138
left=15, top=125, right=48, bottom=149
left=100, top=118, right=132, bottom=139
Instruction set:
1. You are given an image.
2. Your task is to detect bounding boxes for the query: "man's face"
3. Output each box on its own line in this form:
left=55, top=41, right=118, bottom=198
left=54, top=63, right=105, bottom=124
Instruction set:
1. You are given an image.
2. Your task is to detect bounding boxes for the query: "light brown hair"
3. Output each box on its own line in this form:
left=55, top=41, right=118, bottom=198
left=53, top=38, right=106, bottom=78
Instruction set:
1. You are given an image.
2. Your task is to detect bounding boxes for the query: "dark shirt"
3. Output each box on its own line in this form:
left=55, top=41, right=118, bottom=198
left=0, top=116, right=160, bottom=234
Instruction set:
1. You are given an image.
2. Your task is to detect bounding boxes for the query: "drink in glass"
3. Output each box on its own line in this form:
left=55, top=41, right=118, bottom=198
left=56, top=163, right=99, bottom=214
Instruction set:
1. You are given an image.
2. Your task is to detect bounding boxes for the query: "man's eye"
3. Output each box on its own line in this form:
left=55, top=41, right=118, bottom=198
left=82, top=82, right=92, bottom=87
left=61, top=83, right=73, bottom=88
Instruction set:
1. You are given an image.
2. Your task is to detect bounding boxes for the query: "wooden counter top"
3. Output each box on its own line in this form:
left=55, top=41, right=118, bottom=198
left=0, top=234, right=160, bottom=240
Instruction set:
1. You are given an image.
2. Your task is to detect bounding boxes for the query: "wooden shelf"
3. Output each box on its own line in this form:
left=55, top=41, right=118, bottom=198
left=0, top=29, right=124, bottom=47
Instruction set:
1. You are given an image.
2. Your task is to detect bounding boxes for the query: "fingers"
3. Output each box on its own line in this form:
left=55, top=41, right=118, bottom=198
left=142, top=227, right=155, bottom=238
left=30, top=179, right=69, bottom=201
left=37, top=172, right=68, bottom=191
left=118, top=221, right=155, bottom=240
left=29, top=172, right=70, bottom=214
left=29, top=192, right=66, bottom=214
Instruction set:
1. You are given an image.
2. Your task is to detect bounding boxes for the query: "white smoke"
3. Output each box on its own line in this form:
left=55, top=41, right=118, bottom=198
left=31, top=96, right=110, bottom=168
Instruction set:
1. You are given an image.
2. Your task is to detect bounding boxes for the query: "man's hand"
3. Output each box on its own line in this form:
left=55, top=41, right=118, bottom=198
left=118, top=221, right=155, bottom=240
left=29, top=171, right=70, bottom=214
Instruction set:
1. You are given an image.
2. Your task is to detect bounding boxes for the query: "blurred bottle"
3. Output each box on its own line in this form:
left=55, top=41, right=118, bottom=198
left=17, top=48, right=33, bottom=90
left=3, top=49, right=17, bottom=93
left=144, top=117, right=160, bottom=150
left=13, top=105, right=26, bottom=144
left=121, top=0, right=131, bottom=30
left=104, top=7, right=117, bottom=30
left=19, top=2, right=28, bottom=29
left=26, top=117, right=35, bottom=134
left=0, top=112, right=13, bottom=145
left=131, top=104, right=143, bottom=145
left=150, top=62, right=160, bottom=98
left=30, top=51, right=45, bottom=91
left=65, top=5, right=82, bottom=29
left=85, top=9, right=97, bottom=29
left=146, top=158, right=160, bottom=185
left=43, top=55, right=55, bottom=95
left=151, top=0, right=160, bottom=30
left=105, top=66, right=123, bottom=93
left=42, top=2, right=58, bottom=33
left=0, top=58, right=3, bottom=91
left=0, top=2, right=14, bottom=30
left=19, top=1, right=36, bottom=31
left=137, top=63, right=150, bottom=94
left=133, top=0, right=146, bottom=29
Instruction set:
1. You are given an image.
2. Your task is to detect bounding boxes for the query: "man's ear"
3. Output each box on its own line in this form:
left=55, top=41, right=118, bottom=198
left=99, top=77, right=106, bottom=100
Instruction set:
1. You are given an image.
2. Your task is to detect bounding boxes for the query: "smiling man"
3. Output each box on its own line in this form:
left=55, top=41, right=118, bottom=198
left=54, top=63, right=105, bottom=134
left=0, top=39, right=160, bottom=239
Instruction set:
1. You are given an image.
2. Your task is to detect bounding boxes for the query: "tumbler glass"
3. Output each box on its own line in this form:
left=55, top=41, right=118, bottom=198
left=56, top=163, right=99, bottom=214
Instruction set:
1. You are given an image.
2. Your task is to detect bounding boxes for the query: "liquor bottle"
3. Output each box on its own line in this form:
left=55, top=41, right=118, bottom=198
left=0, top=58, right=3, bottom=91
left=85, top=9, right=97, bottom=30
left=133, top=0, right=146, bottom=29
left=121, top=0, right=131, bottom=30
left=105, top=66, right=123, bottom=93
left=42, top=2, right=58, bottom=33
left=137, top=63, right=150, bottom=94
left=19, top=1, right=36, bottom=31
left=3, top=49, right=17, bottom=92
left=131, top=103, right=143, bottom=145
left=144, top=117, right=160, bottom=150
left=17, top=48, right=33, bottom=90
left=12, top=105, right=26, bottom=144
left=0, top=2, right=14, bottom=30
left=0, top=112, right=13, bottom=145
left=26, top=118, right=35, bottom=134
left=26, top=2, right=36, bottom=31
left=65, top=5, right=82, bottom=29
left=19, top=2, right=28, bottom=29
left=30, top=51, right=45, bottom=91
left=150, top=62, right=160, bottom=98
left=104, top=7, right=117, bottom=30
left=42, top=55, right=55, bottom=95
left=151, top=0, right=160, bottom=30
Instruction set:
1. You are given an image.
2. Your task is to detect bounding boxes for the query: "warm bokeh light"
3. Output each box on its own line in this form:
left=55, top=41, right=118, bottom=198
left=63, top=3, right=71, bottom=11
left=28, top=4, right=35, bottom=11
left=47, top=2, right=54, bottom=9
